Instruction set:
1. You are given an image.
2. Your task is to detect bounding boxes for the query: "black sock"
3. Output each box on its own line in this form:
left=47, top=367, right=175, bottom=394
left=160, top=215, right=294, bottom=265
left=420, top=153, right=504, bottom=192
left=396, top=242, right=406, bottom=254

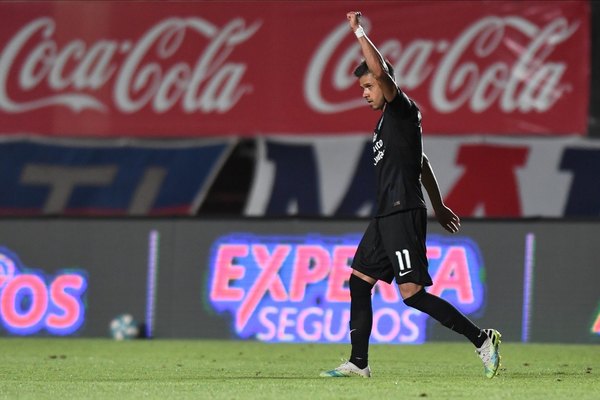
left=404, top=289, right=484, bottom=347
left=348, top=274, right=373, bottom=369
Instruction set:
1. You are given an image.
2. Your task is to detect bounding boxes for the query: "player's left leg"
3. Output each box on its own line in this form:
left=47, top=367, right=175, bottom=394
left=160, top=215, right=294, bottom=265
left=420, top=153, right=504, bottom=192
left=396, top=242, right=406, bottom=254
left=380, top=209, right=501, bottom=378
left=401, top=284, right=485, bottom=347
left=401, top=284, right=501, bottom=378
left=476, top=328, right=502, bottom=378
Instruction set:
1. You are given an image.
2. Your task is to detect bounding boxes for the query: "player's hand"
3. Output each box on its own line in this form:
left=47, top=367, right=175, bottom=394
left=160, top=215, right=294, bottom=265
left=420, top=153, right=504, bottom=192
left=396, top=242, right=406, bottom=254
left=435, top=204, right=461, bottom=234
left=346, top=11, right=362, bottom=32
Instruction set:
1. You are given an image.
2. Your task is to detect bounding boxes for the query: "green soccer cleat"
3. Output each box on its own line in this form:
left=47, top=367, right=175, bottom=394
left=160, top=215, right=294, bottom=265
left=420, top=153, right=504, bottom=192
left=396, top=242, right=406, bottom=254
left=476, top=328, right=502, bottom=378
left=320, top=361, right=371, bottom=378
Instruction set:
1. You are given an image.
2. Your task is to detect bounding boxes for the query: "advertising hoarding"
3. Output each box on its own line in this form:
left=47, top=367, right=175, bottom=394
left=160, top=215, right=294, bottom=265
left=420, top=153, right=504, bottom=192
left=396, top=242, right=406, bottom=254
left=0, top=1, right=589, bottom=137
left=0, top=218, right=598, bottom=344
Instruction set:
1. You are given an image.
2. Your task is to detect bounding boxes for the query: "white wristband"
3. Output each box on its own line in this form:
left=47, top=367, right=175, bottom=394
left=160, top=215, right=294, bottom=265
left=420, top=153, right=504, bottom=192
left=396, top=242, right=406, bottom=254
left=354, top=26, right=365, bottom=38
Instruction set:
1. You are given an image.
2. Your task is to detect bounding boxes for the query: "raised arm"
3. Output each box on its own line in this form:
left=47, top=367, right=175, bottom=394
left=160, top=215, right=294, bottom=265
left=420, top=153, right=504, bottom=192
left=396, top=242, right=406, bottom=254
left=422, top=154, right=461, bottom=233
left=346, top=11, right=397, bottom=103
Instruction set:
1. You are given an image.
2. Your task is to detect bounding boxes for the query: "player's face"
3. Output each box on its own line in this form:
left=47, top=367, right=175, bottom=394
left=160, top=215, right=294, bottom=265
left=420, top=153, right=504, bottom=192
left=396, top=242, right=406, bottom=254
left=358, top=73, right=385, bottom=110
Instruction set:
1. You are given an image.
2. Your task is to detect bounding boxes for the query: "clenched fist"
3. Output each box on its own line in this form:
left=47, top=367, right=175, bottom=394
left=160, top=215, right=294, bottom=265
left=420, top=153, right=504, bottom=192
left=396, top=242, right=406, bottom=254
left=346, top=11, right=362, bottom=32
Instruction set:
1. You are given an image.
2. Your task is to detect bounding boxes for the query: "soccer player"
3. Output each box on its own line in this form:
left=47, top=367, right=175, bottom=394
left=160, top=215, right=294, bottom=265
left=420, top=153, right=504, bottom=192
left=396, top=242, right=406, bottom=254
left=320, top=12, right=501, bottom=379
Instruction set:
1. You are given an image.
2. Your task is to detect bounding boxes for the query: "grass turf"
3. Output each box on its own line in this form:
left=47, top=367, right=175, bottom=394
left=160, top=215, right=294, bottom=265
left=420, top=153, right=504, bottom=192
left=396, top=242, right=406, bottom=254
left=0, top=339, right=598, bottom=399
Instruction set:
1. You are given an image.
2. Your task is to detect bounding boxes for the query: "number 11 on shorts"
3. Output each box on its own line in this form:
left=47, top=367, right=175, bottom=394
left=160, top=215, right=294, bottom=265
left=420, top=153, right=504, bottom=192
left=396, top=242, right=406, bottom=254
left=396, top=249, right=412, bottom=276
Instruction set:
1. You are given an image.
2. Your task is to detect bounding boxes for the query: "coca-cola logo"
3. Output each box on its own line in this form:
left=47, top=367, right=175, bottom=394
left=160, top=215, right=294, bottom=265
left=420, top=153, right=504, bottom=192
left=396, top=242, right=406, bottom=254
left=0, top=16, right=261, bottom=114
left=306, top=15, right=580, bottom=114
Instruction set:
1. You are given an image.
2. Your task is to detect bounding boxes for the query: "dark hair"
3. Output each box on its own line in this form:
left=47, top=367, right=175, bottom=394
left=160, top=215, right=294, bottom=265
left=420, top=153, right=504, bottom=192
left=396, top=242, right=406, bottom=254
left=353, top=60, right=395, bottom=80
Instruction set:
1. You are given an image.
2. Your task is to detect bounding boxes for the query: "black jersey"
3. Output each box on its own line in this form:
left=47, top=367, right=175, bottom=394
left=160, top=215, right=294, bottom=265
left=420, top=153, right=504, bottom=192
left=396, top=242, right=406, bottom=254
left=372, top=89, right=426, bottom=217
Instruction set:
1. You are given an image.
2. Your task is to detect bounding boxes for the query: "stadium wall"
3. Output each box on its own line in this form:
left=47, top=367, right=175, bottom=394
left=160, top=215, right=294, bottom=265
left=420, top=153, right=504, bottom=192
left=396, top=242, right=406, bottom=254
left=0, top=0, right=598, bottom=348
left=0, top=218, right=598, bottom=344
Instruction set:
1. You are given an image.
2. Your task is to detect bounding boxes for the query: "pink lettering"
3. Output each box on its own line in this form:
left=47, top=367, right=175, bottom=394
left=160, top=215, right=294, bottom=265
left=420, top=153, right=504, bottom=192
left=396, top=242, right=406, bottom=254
left=323, top=309, right=349, bottom=341
left=1, top=275, right=48, bottom=329
left=374, top=281, right=399, bottom=303
left=297, top=307, right=323, bottom=341
left=210, top=244, right=247, bottom=301
left=290, top=245, right=330, bottom=301
left=46, top=275, right=85, bottom=329
left=372, top=308, right=401, bottom=342
left=236, top=245, right=289, bottom=331
left=429, top=247, right=474, bottom=303
left=427, top=246, right=442, bottom=261
left=277, top=307, right=296, bottom=341
left=256, top=306, right=277, bottom=341
left=326, top=245, right=353, bottom=302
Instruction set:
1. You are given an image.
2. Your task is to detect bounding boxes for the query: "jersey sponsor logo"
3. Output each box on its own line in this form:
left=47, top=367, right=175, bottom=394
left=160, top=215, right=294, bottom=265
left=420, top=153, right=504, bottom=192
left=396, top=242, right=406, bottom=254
left=373, top=138, right=385, bottom=166
left=373, top=116, right=385, bottom=166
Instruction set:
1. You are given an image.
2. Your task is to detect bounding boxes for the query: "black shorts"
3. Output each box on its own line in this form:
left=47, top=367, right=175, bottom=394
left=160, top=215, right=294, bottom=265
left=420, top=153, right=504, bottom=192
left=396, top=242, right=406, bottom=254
left=351, top=208, right=432, bottom=286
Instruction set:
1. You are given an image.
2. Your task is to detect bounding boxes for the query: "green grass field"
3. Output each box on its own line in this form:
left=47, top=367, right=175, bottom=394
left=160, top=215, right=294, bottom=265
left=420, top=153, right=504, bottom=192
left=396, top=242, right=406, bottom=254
left=0, top=339, right=598, bottom=399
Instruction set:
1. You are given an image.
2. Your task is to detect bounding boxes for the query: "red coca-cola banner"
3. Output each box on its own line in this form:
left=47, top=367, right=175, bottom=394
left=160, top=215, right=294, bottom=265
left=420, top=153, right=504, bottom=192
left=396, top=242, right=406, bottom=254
left=0, top=1, right=590, bottom=137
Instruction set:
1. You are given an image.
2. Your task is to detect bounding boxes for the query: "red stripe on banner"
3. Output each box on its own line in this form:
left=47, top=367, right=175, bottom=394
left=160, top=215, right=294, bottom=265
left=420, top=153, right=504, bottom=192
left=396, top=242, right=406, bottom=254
left=0, top=1, right=590, bottom=137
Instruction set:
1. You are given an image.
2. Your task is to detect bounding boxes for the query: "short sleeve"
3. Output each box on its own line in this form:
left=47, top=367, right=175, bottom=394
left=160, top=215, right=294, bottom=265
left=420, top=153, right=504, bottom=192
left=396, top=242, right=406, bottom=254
left=387, top=88, right=420, bottom=121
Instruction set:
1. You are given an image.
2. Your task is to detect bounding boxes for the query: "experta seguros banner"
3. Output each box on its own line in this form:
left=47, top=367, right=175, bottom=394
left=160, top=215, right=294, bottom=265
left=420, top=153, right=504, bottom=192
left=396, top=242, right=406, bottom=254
left=1, top=219, right=599, bottom=344
left=0, top=1, right=590, bottom=137
left=207, top=233, right=485, bottom=344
